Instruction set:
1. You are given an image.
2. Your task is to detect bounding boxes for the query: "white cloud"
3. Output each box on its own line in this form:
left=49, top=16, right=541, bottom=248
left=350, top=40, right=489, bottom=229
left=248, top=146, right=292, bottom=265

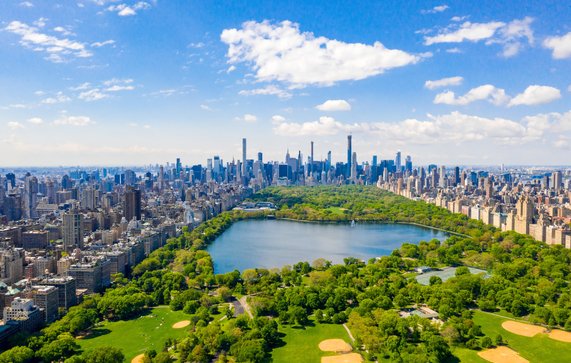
left=103, top=78, right=133, bottom=86
left=424, top=76, right=463, bottom=90
left=107, top=2, right=151, bottom=16
left=436, top=84, right=562, bottom=107
left=91, top=40, right=115, bottom=48
left=238, top=85, right=292, bottom=99
left=425, top=21, right=504, bottom=44
left=543, top=32, right=571, bottom=59
left=271, top=115, right=286, bottom=124
left=451, top=16, right=467, bottom=22
left=78, top=88, right=108, bottom=101
left=554, top=136, right=569, bottom=149
left=105, top=85, right=134, bottom=92
left=7, top=122, right=25, bottom=130
left=188, top=42, right=205, bottom=49
left=41, top=92, right=71, bottom=104
left=422, top=5, right=449, bottom=14
left=27, top=117, right=43, bottom=125
left=221, top=20, right=420, bottom=87
left=315, top=99, right=352, bottom=112
left=4, top=20, right=92, bottom=62
left=434, top=84, right=509, bottom=105
left=508, top=85, right=561, bottom=106
left=275, top=116, right=353, bottom=136
left=53, top=115, right=93, bottom=126
left=53, top=26, right=74, bottom=36
left=446, top=47, right=462, bottom=53
left=200, top=104, right=212, bottom=111
left=488, top=17, right=534, bottom=57
left=19, top=1, right=34, bottom=7
left=425, top=18, right=534, bottom=57
left=272, top=111, right=568, bottom=147
left=70, top=82, right=91, bottom=91
left=235, top=114, right=257, bottom=123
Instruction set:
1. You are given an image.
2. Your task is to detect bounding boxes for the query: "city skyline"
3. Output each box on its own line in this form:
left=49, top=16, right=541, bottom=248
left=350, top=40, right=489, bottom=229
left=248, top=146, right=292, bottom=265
left=1, top=1, right=571, bottom=166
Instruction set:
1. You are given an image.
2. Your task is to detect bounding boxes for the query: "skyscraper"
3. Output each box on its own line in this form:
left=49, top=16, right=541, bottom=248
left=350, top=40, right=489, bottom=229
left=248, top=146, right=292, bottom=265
left=242, top=138, right=247, bottom=178
left=23, top=176, right=38, bottom=219
left=347, top=135, right=352, bottom=176
left=439, top=166, right=446, bottom=187
left=309, top=141, right=314, bottom=176
left=553, top=171, right=562, bottom=191
left=405, top=155, right=412, bottom=173
left=176, top=158, right=181, bottom=175
left=124, top=187, right=141, bottom=221
left=395, top=151, right=401, bottom=172
left=351, top=152, right=357, bottom=180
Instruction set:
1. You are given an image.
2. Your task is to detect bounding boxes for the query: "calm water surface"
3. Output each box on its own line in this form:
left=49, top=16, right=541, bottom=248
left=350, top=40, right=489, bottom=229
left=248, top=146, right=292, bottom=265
left=208, top=220, right=449, bottom=273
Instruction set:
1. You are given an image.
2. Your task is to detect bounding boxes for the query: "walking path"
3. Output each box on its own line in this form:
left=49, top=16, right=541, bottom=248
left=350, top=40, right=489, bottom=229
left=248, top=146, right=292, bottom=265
left=238, top=296, right=254, bottom=319
left=343, top=323, right=355, bottom=342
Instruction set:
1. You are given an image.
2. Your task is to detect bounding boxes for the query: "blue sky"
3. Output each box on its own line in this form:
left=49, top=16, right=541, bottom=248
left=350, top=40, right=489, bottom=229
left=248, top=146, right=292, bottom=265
left=1, top=0, right=570, bottom=166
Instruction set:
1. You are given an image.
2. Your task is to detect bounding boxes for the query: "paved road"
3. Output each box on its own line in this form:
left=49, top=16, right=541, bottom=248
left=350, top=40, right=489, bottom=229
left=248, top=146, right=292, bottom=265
left=238, top=296, right=254, bottom=319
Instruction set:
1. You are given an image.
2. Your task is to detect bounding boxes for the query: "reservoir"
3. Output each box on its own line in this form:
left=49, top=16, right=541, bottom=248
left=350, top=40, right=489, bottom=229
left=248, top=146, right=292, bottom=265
left=208, top=219, right=449, bottom=273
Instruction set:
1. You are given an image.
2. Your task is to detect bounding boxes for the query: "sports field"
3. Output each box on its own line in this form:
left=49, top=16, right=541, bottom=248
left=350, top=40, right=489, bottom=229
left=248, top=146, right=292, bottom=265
left=77, top=306, right=192, bottom=362
left=271, top=320, right=355, bottom=363
left=452, top=311, right=571, bottom=363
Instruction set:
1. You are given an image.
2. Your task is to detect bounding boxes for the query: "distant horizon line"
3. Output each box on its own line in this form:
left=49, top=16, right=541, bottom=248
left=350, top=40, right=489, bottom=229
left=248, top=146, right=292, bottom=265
left=1, top=164, right=571, bottom=170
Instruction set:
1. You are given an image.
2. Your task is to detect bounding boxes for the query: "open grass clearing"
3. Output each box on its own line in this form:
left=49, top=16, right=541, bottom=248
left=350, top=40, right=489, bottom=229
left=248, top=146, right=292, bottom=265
left=77, top=306, right=192, bottom=362
left=271, top=320, right=352, bottom=363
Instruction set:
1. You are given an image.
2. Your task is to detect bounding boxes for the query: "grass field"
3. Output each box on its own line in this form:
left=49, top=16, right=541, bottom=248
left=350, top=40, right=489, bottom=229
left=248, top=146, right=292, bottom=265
left=451, top=310, right=571, bottom=362
left=77, top=306, right=192, bottom=362
left=271, top=320, right=352, bottom=363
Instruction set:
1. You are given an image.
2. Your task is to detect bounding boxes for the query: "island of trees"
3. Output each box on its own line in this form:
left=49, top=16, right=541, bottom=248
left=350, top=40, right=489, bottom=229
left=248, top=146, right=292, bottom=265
left=2, top=186, right=570, bottom=362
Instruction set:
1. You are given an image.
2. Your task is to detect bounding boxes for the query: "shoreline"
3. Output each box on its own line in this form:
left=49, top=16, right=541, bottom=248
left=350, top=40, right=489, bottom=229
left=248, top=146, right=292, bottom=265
left=266, top=216, right=465, bottom=237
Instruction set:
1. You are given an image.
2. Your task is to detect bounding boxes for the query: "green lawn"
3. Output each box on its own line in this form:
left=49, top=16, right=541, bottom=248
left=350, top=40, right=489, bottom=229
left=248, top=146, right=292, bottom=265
left=451, top=310, right=571, bottom=363
left=77, top=306, right=192, bottom=362
left=271, top=320, right=352, bottom=363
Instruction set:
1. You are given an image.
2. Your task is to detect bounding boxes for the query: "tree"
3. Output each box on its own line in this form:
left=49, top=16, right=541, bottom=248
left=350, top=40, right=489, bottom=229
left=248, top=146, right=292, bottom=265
left=83, top=346, right=125, bottom=363
left=429, top=276, right=442, bottom=286
left=230, top=339, right=267, bottom=363
left=481, top=336, right=493, bottom=348
left=0, top=346, right=34, bottom=363
left=37, top=335, right=81, bottom=362
left=494, top=334, right=505, bottom=346
left=153, top=352, right=173, bottom=363
left=289, top=305, right=309, bottom=326
left=455, top=266, right=470, bottom=276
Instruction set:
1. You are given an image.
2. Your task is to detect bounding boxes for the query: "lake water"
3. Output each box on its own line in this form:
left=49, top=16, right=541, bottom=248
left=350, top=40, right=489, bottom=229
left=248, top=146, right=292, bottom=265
left=208, top=219, right=449, bottom=273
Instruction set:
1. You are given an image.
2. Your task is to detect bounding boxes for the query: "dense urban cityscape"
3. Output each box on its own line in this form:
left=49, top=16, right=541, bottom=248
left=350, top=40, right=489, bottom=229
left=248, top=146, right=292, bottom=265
left=0, top=134, right=570, bottom=347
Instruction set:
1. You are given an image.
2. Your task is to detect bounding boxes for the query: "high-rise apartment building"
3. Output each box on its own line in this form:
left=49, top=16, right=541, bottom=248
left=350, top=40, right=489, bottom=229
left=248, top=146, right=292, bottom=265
left=123, top=187, right=141, bottom=221
left=63, top=212, right=83, bottom=250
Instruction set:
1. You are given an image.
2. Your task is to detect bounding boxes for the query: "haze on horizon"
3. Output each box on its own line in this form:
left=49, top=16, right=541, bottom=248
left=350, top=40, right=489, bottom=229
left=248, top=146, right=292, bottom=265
left=1, top=0, right=570, bottom=167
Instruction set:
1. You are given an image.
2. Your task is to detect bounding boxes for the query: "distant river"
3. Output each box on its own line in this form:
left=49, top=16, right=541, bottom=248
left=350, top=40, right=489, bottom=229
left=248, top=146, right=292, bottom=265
left=208, top=219, right=449, bottom=273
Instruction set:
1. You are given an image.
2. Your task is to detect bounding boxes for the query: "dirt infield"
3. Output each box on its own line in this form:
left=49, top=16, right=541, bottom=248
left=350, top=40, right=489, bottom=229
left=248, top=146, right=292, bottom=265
left=131, top=354, right=145, bottom=363
left=318, top=339, right=352, bottom=353
left=501, top=321, right=544, bottom=337
left=172, top=320, right=190, bottom=329
left=321, top=353, right=363, bottom=363
left=548, top=329, right=571, bottom=342
left=478, top=346, right=529, bottom=363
